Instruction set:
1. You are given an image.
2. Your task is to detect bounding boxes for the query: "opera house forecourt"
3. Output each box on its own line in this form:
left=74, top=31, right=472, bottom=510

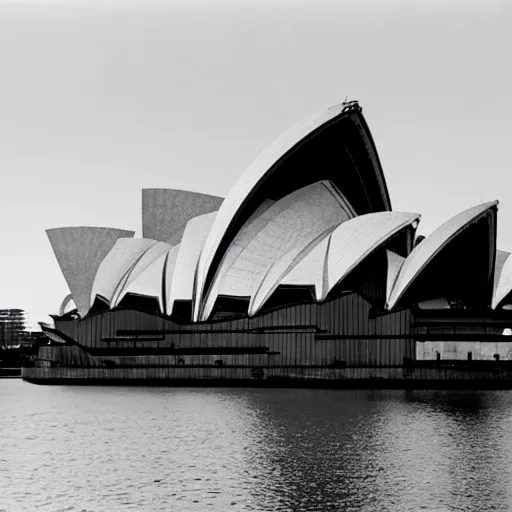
left=22, top=101, right=512, bottom=387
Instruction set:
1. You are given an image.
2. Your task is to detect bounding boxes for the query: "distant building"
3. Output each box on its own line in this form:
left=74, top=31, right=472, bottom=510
left=0, top=309, right=27, bottom=348
left=25, top=101, right=512, bottom=384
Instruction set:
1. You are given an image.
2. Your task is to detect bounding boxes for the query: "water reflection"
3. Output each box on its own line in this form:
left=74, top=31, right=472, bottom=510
left=239, top=390, right=512, bottom=511
left=2, top=382, right=512, bottom=511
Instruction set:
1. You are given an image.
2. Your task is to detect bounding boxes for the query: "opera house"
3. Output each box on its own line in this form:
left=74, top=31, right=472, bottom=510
left=22, top=101, right=512, bottom=386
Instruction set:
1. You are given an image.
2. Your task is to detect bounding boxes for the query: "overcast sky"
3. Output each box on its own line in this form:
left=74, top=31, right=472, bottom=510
left=0, top=0, right=510, bottom=329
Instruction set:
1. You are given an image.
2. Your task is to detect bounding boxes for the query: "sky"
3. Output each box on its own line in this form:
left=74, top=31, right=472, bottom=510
left=0, top=0, right=511, bottom=329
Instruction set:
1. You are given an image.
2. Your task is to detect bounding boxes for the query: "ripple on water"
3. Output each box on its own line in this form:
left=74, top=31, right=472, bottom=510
left=2, top=382, right=512, bottom=511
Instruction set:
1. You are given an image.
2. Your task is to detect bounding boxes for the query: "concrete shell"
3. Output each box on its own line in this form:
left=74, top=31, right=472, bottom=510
left=58, top=294, right=76, bottom=316
left=324, top=212, right=420, bottom=301
left=249, top=183, right=357, bottom=315
left=46, top=227, right=135, bottom=317
left=201, top=181, right=356, bottom=320
left=39, top=327, right=68, bottom=345
left=386, top=250, right=405, bottom=301
left=163, top=245, right=180, bottom=315
left=142, top=189, right=223, bottom=245
left=111, top=241, right=172, bottom=308
left=194, top=103, right=391, bottom=321
left=199, top=200, right=284, bottom=321
left=492, top=250, right=512, bottom=309
left=118, top=252, right=169, bottom=311
left=280, top=234, right=331, bottom=299
left=386, top=201, right=498, bottom=310
left=90, top=238, right=157, bottom=307
left=167, top=212, right=217, bottom=315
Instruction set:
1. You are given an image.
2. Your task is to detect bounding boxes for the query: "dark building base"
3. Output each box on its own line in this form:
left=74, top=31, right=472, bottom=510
left=0, top=367, right=22, bottom=378
left=21, top=366, right=512, bottom=390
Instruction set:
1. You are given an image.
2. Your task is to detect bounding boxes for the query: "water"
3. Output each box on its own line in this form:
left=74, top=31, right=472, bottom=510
left=2, top=381, right=512, bottom=511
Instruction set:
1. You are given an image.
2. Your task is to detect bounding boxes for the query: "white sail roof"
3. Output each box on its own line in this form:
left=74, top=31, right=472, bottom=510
left=386, top=250, right=405, bottom=300
left=386, top=201, right=498, bottom=310
left=46, top=227, right=134, bottom=317
left=492, top=250, right=512, bottom=309
left=200, top=181, right=356, bottom=320
left=194, top=103, right=363, bottom=321
left=58, top=294, right=76, bottom=316
left=199, top=199, right=276, bottom=320
left=116, top=252, right=168, bottom=311
left=142, top=189, right=222, bottom=245
left=90, top=238, right=157, bottom=307
left=167, top=212, right=217, bottom=315
left=279, top=234, right=331, bottom=299
left=249, top=183, right=356, bottom=315
left=324, top=212, right=420, bottom=301
left=111, top=241, right=172, bottom=308
left=163, top=245, right=180, bottom=315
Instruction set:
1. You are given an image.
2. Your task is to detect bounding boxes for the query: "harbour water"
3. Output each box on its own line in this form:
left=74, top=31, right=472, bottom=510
left=2, top=381, right=512, bottom=511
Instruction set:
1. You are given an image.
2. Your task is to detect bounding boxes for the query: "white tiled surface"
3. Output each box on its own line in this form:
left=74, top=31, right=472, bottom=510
left=112, top=242, right=172, bottom=308
left=47, top=227, right=135, bottom=316
left=194, top=104, right=348, bottom=321
left=387, top=201, right=498, bottom=309
left=325, top=212, right=419, bottom=301
left=142, top=189, right=222, bottom=245
left=90, top=238, right=157, bottom=307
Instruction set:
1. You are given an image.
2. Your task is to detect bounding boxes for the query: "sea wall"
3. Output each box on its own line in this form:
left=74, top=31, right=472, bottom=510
left=21, top=366, right=512, bottom=389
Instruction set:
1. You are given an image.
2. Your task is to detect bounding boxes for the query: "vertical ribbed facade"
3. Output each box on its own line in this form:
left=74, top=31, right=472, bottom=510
left=52, top=292, right=414, bottom=369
